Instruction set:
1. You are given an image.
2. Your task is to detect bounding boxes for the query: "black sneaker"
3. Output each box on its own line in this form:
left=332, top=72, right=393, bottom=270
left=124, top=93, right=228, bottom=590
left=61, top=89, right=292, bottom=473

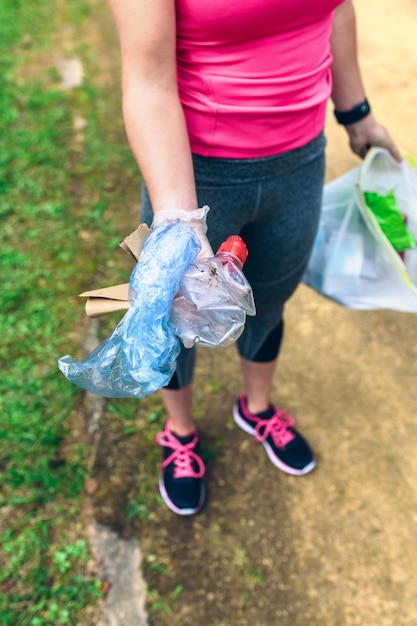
left=233, top=393, right=315, bottom=475
left=156, top=420, right=206, bottom=516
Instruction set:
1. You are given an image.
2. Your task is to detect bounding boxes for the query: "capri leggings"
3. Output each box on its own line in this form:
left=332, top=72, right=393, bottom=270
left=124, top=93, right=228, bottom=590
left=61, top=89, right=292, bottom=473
left=141, top=131, right=326, bottom=389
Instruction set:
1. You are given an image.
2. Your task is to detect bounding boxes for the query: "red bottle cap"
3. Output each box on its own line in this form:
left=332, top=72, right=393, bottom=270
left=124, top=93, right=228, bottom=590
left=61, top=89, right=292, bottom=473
left=217, top=235, right=248, bottom=265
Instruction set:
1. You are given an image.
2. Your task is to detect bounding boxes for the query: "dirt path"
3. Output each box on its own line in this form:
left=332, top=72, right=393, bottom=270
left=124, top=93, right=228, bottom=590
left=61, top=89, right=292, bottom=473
left=86, top=1, right=417, bottom=624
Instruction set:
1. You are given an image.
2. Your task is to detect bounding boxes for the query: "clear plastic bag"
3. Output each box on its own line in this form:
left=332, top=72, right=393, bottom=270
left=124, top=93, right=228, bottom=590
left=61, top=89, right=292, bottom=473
left=303, top=148, right=417, bottom=312
left=169, top=236, right=256, bottom=348
left=58, top=220, right=200, bottom=398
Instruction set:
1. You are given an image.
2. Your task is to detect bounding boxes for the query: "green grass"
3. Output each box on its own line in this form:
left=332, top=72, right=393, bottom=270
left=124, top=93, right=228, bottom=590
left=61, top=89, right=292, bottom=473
left=0, top=0, right=138, bottom=623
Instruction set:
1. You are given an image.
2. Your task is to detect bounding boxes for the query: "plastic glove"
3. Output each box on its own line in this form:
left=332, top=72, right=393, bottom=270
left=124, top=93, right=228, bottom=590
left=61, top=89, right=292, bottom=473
left=153, top=206, right=214, bottom=259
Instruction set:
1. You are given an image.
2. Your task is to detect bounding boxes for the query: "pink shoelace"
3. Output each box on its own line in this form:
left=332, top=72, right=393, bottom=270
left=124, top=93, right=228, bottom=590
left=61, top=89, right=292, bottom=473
left=156, top=427, right=205, bottom=480
left=253, top=409, right=296, bottom=448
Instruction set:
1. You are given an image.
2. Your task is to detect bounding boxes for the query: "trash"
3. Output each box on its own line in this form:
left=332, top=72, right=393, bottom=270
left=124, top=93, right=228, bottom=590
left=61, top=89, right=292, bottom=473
left=58, top=220, right=200, bottom=398
left=363, top=190, right=417, bottom=252
left=170, top=235, right=256, bottom=348
left=303, top=148, right=417, bottom=312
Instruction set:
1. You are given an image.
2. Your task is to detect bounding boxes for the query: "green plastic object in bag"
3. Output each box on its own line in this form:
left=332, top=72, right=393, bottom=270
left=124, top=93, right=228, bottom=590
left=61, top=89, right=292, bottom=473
left=364, top=189, right=417, bottom=252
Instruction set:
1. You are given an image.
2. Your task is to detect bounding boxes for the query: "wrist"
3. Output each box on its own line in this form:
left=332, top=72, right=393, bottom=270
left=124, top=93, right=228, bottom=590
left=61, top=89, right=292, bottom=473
left=334, top=98, right=371, bottom=126
left=152, top=206, right=213, bottom=258
left=152, top=206, right=209, bottom=227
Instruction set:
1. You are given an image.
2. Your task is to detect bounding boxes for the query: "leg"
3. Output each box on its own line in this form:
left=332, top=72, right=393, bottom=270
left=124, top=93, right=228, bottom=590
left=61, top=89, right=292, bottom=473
left=160, top=383, right=194, bottom=436
left=234, top=308, right=318, bottom=476
left=232, top=137, right=326, bottom=475
left=240, top=358, right=277, bottom=415
left=235, top=319, right=315, bottom=475
left=159, top=341, right=198, bottom=434
left=240, top=320, right=284, bottom=413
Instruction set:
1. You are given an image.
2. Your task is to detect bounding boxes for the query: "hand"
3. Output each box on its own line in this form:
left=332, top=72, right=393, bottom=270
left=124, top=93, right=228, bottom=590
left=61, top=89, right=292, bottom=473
left=344, top=113, right=402, bottom=162
left=152, top=206, right=214, bottom=259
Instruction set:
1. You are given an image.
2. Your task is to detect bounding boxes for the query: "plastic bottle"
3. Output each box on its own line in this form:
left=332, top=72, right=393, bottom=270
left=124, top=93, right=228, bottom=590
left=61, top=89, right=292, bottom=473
left=169, top=235, right=256, bottom=348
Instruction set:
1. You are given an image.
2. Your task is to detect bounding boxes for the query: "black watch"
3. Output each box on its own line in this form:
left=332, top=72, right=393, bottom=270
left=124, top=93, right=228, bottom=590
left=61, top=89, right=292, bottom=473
left=334, top=99, right=371, bottom=125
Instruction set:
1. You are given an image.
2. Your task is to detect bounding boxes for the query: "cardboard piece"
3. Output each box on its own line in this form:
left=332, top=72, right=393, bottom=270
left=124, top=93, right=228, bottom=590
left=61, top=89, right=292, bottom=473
left=118, top=223, right=151, bottom=262
left=79, top=224, right=151, bottom=318
left=80, top=283, right=130, bottom=318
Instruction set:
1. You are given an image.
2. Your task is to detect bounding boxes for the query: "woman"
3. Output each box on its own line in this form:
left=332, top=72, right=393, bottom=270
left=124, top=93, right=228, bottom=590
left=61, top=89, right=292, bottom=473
left=108, top=0, right=401, bottom=515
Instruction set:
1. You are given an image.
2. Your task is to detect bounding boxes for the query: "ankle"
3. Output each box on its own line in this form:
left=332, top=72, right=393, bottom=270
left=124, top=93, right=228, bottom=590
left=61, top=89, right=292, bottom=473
left=168, top=419, right=197, bottom=438
left=245, top=395, right=270, bottom=416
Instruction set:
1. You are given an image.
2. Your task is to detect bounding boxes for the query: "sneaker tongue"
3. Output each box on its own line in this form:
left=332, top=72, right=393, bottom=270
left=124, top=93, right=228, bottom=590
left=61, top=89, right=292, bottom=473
left=255, top=406, right=275, bottom=420
left=171, top=431, right=195, bottom=445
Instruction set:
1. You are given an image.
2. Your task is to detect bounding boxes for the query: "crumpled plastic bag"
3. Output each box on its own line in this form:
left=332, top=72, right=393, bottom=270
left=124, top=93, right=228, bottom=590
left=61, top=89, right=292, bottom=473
left=58, top=220, right=200, bottom=398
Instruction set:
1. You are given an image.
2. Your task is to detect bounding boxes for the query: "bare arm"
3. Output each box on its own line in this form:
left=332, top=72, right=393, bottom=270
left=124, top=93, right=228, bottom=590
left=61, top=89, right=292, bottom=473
left=331, top=0, right=401, bottom=161
left=108, top=0, right=197, bottom=213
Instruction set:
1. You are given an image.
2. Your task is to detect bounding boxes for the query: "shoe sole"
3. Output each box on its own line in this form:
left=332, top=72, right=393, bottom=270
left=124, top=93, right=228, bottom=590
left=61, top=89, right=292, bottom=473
left=233, top=405, right=316, bottom=476
left=159, top=477, right=206, bottom=516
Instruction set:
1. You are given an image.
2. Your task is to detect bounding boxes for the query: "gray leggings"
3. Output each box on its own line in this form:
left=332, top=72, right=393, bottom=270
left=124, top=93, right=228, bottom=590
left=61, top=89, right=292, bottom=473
left=141, top=131, right=326, bottom=388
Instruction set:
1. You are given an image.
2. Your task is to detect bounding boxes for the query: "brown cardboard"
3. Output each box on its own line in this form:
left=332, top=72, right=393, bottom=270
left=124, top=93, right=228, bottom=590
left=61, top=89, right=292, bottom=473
left=79, top=224, right=151, bottom=318
left=80, top=283, right=130, bottom=318
left=118, top=223, right=151, bottom=261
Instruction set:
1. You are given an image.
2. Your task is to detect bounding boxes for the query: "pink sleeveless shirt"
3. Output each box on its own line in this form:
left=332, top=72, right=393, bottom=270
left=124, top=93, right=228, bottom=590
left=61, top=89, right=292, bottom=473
left=176, top=0, right=343, bottom=157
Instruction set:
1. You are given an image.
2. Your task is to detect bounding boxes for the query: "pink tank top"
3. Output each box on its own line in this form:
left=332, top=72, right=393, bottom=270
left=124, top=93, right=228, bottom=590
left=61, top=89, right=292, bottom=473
left=176, top=0, right=343, bottom=158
